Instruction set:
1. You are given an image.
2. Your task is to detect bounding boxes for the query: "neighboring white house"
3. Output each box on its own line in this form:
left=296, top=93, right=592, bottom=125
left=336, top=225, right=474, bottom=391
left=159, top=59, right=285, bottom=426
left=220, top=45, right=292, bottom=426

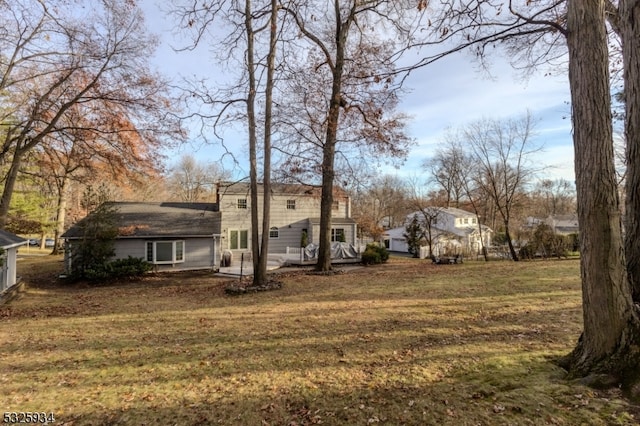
left=0, top=230, right=28, bottom=292
left=384, top=207, right=493, bottom=257
left=216, top=182, right=357, bottom=257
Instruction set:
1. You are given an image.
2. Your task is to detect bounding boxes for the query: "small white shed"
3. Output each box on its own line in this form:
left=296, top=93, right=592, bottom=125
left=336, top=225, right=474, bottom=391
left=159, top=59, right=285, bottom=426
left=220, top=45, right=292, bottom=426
left=0, top=230, right=27, bottom=293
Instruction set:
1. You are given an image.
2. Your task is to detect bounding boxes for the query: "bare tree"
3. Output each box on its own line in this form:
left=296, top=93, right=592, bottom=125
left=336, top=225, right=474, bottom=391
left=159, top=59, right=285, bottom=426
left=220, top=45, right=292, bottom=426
left=530, top=178, right=576, bottom=217
left=174, top=0, right=280, bottom=286
left=252, top=0, right=278, bottom=285
left=416, top=206, right=445, bottom=258
left=0, top=0, right=181, bottom=227
left=424, top=141, right=467, bottom=208
left=406, top=178, right=445, bottom=258
left=462, top=113, right=541, bottom=261
left=167, top=154, right=228, bottom=202
left=432, top=137, right=491, bottom=261
left=351, top=174, right=409, bottom=241
left=279, top=1, right=423, bottom=271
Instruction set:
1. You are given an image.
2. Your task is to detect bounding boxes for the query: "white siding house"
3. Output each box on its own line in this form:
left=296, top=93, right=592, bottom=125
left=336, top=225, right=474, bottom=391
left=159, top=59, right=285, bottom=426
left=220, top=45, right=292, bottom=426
left=384, top=207, right=492, bottom=257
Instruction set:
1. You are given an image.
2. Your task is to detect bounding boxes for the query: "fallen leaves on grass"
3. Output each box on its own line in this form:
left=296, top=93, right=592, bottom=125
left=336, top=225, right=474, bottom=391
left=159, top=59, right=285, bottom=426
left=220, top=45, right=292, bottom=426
left=1, top=256, right=638, bottom=425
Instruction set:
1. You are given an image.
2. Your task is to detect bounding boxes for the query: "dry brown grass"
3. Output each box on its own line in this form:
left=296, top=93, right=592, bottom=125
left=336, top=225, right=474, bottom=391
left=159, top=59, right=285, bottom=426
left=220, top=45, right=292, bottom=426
left=1, top=255, right=638, bottom=425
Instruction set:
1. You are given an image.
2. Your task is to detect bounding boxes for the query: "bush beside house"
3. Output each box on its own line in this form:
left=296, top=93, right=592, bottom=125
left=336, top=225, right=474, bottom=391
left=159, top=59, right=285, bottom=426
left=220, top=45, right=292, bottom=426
left=361, top=243, right=389, bottom=265
left=68, top=204, right=151, bottom=282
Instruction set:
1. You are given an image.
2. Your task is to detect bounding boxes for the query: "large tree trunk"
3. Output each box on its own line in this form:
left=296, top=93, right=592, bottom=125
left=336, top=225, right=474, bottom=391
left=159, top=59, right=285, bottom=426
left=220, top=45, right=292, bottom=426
left=316, top=5, right=350, bottom=272
left=52, top=175, right=70, bottom=255
left=245, top=0, right=261, bottom=280
left=561, top=0, right=640, bottom=387
left=316, top=126, right=337, bottom=272
left=503, top=223, right=519, bottom=261
left=254, top=0, right=278, bottom=286
left=621, top=0, right=640, bottom=303
left=0, top=149, right=25, bottom=228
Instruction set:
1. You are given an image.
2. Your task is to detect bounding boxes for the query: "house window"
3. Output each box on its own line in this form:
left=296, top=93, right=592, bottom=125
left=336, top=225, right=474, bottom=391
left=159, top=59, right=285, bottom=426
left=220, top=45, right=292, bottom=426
left=146, top=241, right=185, bottom=264
left=472, top=218, right=477, bottom=224
left=269, top=227, right=279, bottom=239
left=332, top=200, right=339, bottom=210
left=287, top=200, right=296, bottom=210
left=331, top=228, right=345, bottom=242
left=229, top=230, right=249, bottom=249
left=464, top=218, right=469, bottom=224
left=237, top=198, right=247, bottom=209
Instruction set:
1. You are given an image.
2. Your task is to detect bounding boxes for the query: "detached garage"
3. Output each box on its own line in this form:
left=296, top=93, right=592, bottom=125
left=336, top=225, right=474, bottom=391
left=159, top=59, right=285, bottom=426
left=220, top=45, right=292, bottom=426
left=384, top=227, right=409, bottom=253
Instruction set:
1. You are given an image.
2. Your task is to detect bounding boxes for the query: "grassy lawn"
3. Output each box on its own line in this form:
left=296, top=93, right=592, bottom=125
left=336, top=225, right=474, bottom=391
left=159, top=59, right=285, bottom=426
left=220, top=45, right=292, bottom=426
left=1, top=255, right=638, bottom=425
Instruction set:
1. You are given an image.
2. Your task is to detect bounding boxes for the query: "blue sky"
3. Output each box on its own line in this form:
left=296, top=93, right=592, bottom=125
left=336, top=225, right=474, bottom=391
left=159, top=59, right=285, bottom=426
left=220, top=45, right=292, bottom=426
left=397, top=51, right=574, bottom=182
left=141, top=2, right=576, bottom=185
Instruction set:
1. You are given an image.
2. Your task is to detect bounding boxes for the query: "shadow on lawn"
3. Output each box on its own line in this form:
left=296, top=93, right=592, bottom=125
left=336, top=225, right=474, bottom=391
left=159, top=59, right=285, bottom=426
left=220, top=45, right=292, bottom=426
left=8, top=257, right=633, bottom=425
left=57, top=353, right=637, bottom=426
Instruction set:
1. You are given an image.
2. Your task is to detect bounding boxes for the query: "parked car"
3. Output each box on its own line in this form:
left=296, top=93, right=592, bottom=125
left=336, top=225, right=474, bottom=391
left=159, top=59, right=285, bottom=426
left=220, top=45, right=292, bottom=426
left=26, top=238, right=55, bottom=248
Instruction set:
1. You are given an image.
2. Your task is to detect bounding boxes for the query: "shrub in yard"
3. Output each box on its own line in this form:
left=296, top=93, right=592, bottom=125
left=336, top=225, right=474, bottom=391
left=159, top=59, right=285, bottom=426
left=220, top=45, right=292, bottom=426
left=108, top=256, right=153, bottom=278
left=79, top=257, right=152, bottom=282
left=378, top=246, right=390, bottom=263
left=361, top=248, right=381, bottom=265
left=519, top=243, right=536, bottom=260
left=361, top=243, right=389, bottom=265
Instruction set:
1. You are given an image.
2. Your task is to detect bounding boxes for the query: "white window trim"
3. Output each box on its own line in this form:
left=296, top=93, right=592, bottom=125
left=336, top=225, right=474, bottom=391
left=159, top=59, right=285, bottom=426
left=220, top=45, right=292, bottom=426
left=146, top=241, right=185, bottom=264
left=269, top=227, right=279, bottom=239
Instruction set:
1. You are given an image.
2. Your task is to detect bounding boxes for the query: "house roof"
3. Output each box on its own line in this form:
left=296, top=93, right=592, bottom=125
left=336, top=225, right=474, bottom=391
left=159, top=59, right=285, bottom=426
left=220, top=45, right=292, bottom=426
left=62, top=202, right=221, bottom=239
left=0, top=230, right=28, bottom=249
left=441, top=207, right=477, bottom=218
left=384, top=224, right=489, bottom=239
left=406, top=207, right=477, bottom=220
left=218, top=181, right=349, bottom=199
left=525, top=215, right=579, bottom=235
